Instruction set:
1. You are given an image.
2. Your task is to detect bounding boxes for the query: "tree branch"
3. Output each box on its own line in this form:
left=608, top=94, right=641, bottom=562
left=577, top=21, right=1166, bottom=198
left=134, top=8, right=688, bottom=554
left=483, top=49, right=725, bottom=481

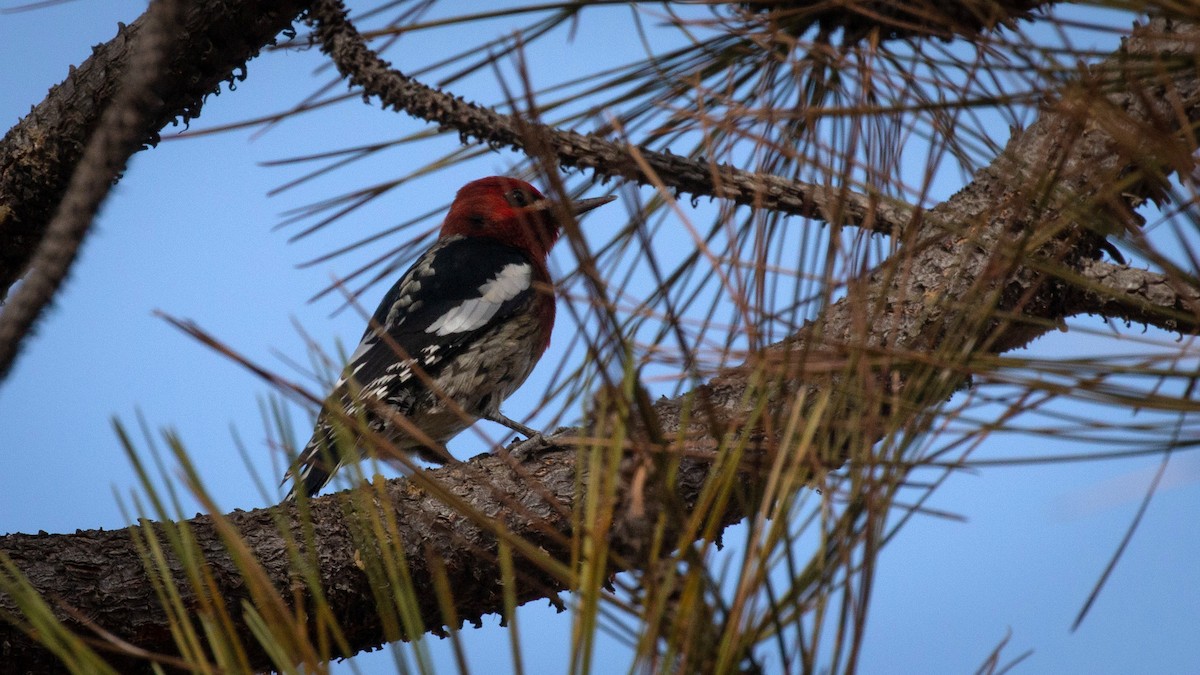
left=305, top=0, right=919, bottom=237
left=0, top=430, right=741, bottom=672
left=0, top=0, right=184, bottom=380
left=1069, top=259, right=1200, bottom=333
left=0, top=0, right=312, bottom=303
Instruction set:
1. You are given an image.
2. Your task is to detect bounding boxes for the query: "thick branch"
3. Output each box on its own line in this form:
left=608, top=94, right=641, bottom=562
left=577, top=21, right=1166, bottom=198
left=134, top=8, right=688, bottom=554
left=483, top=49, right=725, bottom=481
left=305, top=0, right=917, bottom=237
left=0, top=0, right=184, bottom=380
left=0, top=430, right=744, bottom=672
left=0, top=0, right=312, bottom=301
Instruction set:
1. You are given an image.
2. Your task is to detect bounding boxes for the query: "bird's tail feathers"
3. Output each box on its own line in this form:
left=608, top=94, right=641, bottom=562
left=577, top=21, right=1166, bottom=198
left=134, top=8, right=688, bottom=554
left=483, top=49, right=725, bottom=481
left=283, top=423, right=348, bottom=501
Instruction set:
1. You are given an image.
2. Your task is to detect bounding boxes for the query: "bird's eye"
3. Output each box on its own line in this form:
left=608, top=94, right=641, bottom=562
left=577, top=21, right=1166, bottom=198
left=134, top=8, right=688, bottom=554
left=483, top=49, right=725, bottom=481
left=505, top=188, right=532, bottom=207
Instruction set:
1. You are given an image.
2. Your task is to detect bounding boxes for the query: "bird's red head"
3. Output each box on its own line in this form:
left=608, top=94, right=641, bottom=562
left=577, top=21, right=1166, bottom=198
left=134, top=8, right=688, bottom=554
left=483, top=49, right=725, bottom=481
left=440, top=176, right=613, bottom=260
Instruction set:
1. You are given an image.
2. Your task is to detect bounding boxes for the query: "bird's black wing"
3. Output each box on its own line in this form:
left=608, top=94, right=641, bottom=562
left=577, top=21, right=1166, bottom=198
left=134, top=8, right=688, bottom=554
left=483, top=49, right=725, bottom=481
left=343, top=236, right=541, bottom=397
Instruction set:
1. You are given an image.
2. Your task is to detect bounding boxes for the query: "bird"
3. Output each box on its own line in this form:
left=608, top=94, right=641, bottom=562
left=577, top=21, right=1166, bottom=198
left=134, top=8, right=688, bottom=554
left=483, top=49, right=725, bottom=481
left=284, top=176, right=615, bottom=499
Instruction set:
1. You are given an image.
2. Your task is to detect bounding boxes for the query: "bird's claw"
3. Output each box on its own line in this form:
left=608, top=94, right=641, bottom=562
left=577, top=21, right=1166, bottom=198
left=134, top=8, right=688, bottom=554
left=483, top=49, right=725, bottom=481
left=504, top=432, right=553, bottom=463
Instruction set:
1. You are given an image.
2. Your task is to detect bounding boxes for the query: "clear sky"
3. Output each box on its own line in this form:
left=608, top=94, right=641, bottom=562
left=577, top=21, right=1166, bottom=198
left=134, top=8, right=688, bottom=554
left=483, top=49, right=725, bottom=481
left=1, top=2, right=1197, bottom=673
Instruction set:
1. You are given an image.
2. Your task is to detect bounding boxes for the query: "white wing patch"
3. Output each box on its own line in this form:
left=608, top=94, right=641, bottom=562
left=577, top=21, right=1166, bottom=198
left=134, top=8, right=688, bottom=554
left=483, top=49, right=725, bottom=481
left=331, top=336, right=379, bottom=390
left=346, top=336, right=376, bottom=370
left=426, top=263, right=532, bottom=337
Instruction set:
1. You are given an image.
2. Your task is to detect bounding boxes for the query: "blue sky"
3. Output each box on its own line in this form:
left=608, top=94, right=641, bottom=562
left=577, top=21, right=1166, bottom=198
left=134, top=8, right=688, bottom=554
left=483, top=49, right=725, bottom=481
left=1, top=2, right=1198, bottom=673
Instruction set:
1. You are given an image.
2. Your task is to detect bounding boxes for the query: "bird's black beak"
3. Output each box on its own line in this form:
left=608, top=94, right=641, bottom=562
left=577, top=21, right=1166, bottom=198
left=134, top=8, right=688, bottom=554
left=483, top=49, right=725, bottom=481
left=570, top=194, right=617, bottom=215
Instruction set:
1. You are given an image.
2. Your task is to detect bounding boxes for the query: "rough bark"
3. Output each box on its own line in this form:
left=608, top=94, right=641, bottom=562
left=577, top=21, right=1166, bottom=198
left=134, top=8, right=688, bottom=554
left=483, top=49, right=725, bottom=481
left=0, top=0, right=189, bottom=380
left=0, top=0, right=312, bottom=300
left=0, top=432, right=748, bottom=672
left=1071, top=260, right=1200, bottom=330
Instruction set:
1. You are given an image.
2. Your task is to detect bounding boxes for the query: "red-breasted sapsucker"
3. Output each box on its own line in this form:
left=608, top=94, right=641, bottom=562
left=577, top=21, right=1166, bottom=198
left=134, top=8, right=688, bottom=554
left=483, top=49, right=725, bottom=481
left=285, top=176, right=615, bottom=499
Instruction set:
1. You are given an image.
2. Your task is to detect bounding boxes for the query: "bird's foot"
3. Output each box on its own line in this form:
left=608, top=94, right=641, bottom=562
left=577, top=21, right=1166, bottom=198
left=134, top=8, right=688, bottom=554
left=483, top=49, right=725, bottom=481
left=482, top=411, right=546, bottom=462
left=506, top=432, right=554, bottom=462
left=483, top=410, right=540, bottom=440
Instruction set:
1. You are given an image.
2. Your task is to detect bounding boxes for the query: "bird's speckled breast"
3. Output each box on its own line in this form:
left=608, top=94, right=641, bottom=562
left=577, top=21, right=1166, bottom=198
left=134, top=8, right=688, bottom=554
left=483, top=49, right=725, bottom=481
left=376, top=296, right=549, bottom=463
